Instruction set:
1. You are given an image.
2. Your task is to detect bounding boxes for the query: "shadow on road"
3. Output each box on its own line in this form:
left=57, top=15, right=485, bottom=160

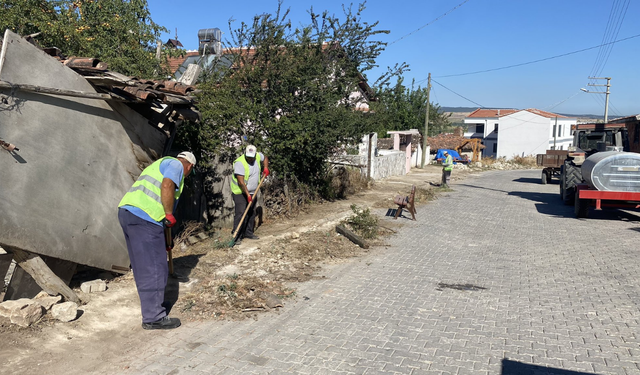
left=164, top=253, right=204, bottom=314
left=512, top=176, right=560, bottom=185
left=460, top=183, right=640, bottom=222
left=502, top=359, right=595, bottom=375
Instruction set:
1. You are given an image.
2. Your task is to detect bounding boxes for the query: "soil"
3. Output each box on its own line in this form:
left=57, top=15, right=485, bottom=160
left=0, top=163, right=494, bottom=375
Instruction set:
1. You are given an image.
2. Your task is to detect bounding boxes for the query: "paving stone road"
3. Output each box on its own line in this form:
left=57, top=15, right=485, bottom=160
left=120, top=169, right=640, bottom=375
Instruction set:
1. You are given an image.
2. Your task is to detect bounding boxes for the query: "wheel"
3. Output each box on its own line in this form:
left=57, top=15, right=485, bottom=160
left=541, top=170, right=548, bottom=185
left=575, top=191, right=589, bottom=218
left=561, top=160, right=581, bottom=206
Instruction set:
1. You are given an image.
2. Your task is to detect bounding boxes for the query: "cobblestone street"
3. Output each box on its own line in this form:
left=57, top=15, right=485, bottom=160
left=119, top=169, right=640, bottom=375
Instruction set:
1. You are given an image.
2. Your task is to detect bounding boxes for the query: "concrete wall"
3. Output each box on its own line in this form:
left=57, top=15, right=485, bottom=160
left=0, top=30, right=166, bottom=272
left=498, top=111, right=549, bottom=158
left=341, top=149, right=406, bottom=180
left=373, top=150, right=406, bottom=179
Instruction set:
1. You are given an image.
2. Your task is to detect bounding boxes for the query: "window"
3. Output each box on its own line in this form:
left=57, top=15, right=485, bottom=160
left=558, top=125, right=562, bottom=137
left=635, top=124, right=640, bottom=144
left=492, top=143, right=497, bottom=153
left=494, top=124, right=499, bottom=132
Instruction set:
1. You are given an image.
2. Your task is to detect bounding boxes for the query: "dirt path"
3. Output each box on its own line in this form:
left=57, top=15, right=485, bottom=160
left=0, top=164, right=480, bottom=375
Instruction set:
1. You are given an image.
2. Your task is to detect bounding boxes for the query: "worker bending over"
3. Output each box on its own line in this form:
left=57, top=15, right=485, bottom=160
left=117, top=151, right=196, bottom=330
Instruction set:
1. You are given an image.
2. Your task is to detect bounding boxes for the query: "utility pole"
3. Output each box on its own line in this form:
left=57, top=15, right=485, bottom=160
left=553, top=116, right=557, bottom=150
left=421, top=73, right=431, bottom=168
left=581, top=77, right=611, bottom=123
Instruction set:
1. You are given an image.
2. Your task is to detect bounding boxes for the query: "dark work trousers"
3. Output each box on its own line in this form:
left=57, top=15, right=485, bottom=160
left=232, top=193, right=256, bottom=238
left=118, top=208, right=168, bottom=323
left=442, top=169, right=451, bottom=187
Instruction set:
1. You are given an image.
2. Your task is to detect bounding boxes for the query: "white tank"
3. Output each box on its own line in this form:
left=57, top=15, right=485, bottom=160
left=581, top=151, right=640, bottom=192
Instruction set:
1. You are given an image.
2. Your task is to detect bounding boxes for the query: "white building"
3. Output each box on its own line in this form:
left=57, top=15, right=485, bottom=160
left=464, top=108, right=576, bottom=159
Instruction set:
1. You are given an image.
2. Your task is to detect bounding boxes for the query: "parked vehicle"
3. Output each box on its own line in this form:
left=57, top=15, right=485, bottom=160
left=574, top=151, right=640, bottom=217
left=536, top=150, right=567, bottom=184
left=559, top=123, right=629, bottom=205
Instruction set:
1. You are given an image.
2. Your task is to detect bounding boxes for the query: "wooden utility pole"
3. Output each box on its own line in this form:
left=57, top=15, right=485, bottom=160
left=420, top=73, right=431, bottom=168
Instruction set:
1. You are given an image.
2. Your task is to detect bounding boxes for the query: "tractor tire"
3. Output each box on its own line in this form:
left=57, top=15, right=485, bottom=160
left=561, top=160, right=581, bottom=206
left=575, top=192, right=589, bottom=218
left=541, top=170, right=548, bottom=185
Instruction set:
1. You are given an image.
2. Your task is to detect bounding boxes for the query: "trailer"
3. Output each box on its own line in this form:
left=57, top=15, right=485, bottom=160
left=574, top=185, right=640, bottom=218
left=536, top=150, right=567, bottom=184
left=573, top=151, right=640, bottom=218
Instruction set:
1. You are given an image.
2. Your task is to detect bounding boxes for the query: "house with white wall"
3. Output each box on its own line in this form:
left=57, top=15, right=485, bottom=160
left=463, top=108, right=576, bottom=159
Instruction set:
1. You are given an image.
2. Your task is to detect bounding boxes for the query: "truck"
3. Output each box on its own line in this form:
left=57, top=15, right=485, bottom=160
left=559, top=123, right=629, bottom=205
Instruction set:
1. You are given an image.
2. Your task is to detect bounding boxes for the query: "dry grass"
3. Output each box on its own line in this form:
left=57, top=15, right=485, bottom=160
left=511, top=155, right=538, bottom=167
left=169, top=225, right=388, bottom=321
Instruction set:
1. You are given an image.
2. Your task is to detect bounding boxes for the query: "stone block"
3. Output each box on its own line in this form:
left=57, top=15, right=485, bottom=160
left=187, top=236, right=199, bottom=245
left=197, top=232, right=208, bottom=240
left=80, top=279, right=107, bottom=293
left=0, top=298, right=44, bottom=327
left=35, top=295, right=62, bottom=311
left=51, top=301, right=78, bottom=322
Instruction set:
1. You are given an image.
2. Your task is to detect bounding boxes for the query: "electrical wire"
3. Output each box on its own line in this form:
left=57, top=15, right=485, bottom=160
left=434, top=33, right=640, bottom=78
left=544, top=91, right=582, bottom=111
left=388, top=0, right=471, bottom=46
left=590, top=0, right=630, bottom=78
left=431, top=79, right=485, bottom=108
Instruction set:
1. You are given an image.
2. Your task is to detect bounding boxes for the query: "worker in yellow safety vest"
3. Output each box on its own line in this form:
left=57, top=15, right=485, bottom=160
left=117, top=151, right=196, bottom=330
left=441, top=151, right=453, bottom=188
left=231, top=145, right=269, bottom=244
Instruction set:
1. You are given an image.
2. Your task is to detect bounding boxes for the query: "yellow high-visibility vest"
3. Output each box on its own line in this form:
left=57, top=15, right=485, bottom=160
left=230, top=154, right=261, bottom=195
left=118, top=157, right=184, bottom=221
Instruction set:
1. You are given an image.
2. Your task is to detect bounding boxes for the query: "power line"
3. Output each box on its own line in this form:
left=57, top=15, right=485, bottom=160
left=544, top=91, right=582, bottom=111
left=434, top=33, right=640, bottom=78
left=431, top=79, right=485, bottom=108
left=388, top=0, right=471, bottom=46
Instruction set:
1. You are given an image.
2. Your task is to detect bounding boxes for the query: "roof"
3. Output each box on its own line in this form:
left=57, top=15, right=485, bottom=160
left=427, top=133, right=485, bottom=151
left=42, top=54, right=200, bottom=121
left=165, top=39, right=184, bottom=48
left=167, top=51, right=199, bottom=74
left=466, top=108, right=568, bottom=119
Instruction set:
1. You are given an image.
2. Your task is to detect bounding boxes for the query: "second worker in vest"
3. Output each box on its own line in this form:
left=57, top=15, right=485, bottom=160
left=117, top=151, right=196, bottom=330
left=441, top=151, right=453, bottom=188
left=231, top=145, right=269, bottom=243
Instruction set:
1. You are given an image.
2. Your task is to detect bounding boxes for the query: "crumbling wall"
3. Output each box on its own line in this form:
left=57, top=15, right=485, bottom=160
left=0, top=30, right=166, bottom=272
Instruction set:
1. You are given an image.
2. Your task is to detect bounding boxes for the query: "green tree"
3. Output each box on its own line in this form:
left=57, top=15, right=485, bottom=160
left=371, top=77, right=452, bottom=137
left=0, top=0, right=167, bottom=78
left=188, top=2, right=394, bottom=187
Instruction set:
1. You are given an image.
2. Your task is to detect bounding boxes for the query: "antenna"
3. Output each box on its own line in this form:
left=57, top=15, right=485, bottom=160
left=175, top=28, right=178, bottom=40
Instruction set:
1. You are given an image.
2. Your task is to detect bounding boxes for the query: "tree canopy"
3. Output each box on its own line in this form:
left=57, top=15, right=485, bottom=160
left=185, top=2, right=394, bottom=187
left=0, top=0, right=167, bottom=78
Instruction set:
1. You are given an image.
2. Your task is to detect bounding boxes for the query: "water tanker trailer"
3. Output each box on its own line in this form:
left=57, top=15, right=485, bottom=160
left=574, top=151, right=640, bottom=218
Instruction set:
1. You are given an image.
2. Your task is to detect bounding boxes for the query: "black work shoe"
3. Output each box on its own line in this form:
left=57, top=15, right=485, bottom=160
left=244, top=234, right=260, bottom=240
left=142, top=316, right=181, bottom=330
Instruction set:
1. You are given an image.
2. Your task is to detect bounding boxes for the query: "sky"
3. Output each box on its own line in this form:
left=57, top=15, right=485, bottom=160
left=148, top=0, right=640, bottom=117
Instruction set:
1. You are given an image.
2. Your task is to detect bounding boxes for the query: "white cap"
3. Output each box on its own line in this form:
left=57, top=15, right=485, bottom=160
left=177, top=151, right=196, bottom=165
left=245, top=145, right=257, bottom=158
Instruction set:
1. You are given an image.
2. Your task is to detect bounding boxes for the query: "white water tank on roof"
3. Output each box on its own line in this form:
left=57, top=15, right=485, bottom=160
left=581, top=151, right=640, bottom=192
left=198, top=28, right=222, bottom=55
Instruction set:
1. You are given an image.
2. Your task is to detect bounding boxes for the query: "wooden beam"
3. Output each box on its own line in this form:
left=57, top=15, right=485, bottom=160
left=336, top=224, right=369, bottom=249
left=10, top=249, right=80, bottom=303
left=0, top=80, right=112, bottom=101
